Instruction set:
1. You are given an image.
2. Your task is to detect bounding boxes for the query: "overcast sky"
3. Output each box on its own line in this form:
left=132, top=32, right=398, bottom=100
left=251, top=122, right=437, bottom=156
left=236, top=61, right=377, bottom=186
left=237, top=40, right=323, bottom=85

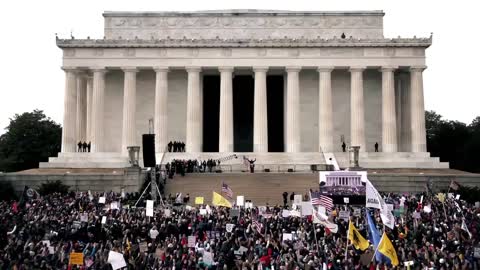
left=0, top=0, right=478, bottom=133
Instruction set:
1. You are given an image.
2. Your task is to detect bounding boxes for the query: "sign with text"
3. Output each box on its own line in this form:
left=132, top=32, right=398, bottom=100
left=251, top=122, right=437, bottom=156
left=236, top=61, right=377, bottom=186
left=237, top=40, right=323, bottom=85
left=195, top=197, right=204, bottom=204
left=236, top=195, right=245, bottom=206
left=188, top=236, right=196, bottom=248
left=69, top=252, right=84, bottom=265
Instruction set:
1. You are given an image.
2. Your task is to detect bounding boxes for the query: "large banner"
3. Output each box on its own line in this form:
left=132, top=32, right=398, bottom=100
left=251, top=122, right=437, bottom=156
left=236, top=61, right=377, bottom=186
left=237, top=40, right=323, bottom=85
left=366, top=180, right=395, bottom=229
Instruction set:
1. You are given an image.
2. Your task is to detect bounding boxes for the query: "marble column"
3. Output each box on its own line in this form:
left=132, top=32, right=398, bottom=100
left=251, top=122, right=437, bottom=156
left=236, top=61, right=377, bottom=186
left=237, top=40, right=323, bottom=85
left=286, top=67, right=301, bottom=153
left=199, top=74, right=204, bottom=151
left=90, top=68, right=107, bottom=153
left=410, top=66, right=427, bottom=152
left=86, top=76, right=93, bottom=143
left=395, top=76, right=402, bottom=151
left=76, top=74, right=87, bottom=143
left=186, top=67, right=202, bottom=152
left=154, top=67, right=169, bottom=153
left=400, top=73, right=411, bottom=151
left=219, top=67, right=234, bottom=152
left=381, top=67, right=398, bottom=152
left=61, top=67, right=77, bottom=153
left=349, top=67, right=366, bottom=152
left=121, top=67, right=138, bottom=155
left=317, top=67, right=334, bottom=153
left=253, top=67, right=268, bottom=152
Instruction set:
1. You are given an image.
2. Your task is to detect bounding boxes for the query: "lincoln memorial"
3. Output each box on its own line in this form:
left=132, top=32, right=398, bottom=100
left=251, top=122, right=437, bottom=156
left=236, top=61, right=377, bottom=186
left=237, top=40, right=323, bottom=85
left=42, top=10, right=448, bottom=170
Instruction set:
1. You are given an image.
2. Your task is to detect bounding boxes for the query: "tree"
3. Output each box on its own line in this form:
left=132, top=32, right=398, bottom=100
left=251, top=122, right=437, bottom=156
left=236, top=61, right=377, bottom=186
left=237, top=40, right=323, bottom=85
left=0, top=110, right=61, bottom=172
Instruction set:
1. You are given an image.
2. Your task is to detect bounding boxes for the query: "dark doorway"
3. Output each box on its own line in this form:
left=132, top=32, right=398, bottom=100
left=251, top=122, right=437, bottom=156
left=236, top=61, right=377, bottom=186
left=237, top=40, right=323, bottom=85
left=233, top=75, right=254, bottom=152
left=267, top=75, right=284, bottom=152
left=202, top=75, right=220, bottom=152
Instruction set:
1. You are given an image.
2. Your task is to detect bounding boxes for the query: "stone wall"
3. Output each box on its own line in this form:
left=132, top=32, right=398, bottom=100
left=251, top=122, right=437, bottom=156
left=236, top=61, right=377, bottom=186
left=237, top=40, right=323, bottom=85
left=103, top=10, right=384, bottom=40
left=0, top=168, right=143, bottom=194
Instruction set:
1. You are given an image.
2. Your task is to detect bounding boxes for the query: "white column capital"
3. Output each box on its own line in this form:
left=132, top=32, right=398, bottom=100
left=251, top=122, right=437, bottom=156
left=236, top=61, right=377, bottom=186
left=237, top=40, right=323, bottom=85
left=90, top=67, right=108, bottom=73
left=286, top=66, right=302, bottom=73
left=185, top=66, right=202, bottom=73
left=253, top=66, right=269, bottom=72
left=410, top=66, right=427, bottom=72
left=317, top=67, right=334, bottom=73
left=219, top=66, right=234, bottom=73
left=154, top=66, right=170, bottom=73
left=349, top=66, right=366, bottom=72
left=121, top=67, right=138, bottom=73
left=380, top=66, right=398, bottom=72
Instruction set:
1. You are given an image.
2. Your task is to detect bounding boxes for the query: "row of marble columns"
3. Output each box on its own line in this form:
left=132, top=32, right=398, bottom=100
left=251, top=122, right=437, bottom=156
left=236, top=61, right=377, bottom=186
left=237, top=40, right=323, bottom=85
left=61, top=65, right=427, bottom=154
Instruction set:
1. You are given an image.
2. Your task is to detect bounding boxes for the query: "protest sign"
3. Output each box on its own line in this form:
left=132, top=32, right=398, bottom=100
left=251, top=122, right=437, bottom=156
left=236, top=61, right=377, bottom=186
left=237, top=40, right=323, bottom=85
left=101, top=216, right=107, bottom=224
left=282, top=209, right=290, bottom=218
left=226, top=223, right=235, bottom=233
left=282, top=233, right=293, bottom=241
left=195, top=197, right=204, bottom=205
left=98, top=197, right=106, bottom=204
left=164, top=209, right=171, bottom=217
left=300, top=201, right=313, bottom=216
left=236, top=195, right=245, bottom=206
left=339, top=210, right=350, bottom=221
left=203, top=251, right=213, bottom=265
left=146, top=200, right=154, bottom=217
left=353, top=208, right=361, bottom=217
left=188, top=236, right=196, bottom=247
left=107, top=251, right=127, bottom=270
left=69, top=252, right=84, bottom=265
left=293, top=194, right=302, bottom=205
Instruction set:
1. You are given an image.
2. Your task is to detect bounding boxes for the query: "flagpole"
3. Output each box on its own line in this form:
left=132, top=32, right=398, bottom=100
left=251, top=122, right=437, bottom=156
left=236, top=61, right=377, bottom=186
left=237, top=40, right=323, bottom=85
left=345, top=216, right=350, bottom=260
left=370, top=231, right=384, bottom=263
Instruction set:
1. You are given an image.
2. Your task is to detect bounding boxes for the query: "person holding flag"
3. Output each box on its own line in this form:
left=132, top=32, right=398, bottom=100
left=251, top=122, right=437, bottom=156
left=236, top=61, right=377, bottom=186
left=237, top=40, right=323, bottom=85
left=366, top=210, right=388, bottom=264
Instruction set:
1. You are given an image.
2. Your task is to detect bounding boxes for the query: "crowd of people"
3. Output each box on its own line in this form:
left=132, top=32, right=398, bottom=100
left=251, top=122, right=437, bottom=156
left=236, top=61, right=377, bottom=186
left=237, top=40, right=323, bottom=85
left=1, top=188, right=479, bottom=269
left=165, top=159, right=221, bottom=177
left=77, top=141, right=92, bottom=153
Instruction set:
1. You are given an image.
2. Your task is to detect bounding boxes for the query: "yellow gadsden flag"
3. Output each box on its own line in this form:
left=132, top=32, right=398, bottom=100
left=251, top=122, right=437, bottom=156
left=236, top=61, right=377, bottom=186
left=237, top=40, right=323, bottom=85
left=212, top=192, right=232, bottom=208
left=378, top=232, right=399, bottom=266
left=348, top=221, right=369, bottom=251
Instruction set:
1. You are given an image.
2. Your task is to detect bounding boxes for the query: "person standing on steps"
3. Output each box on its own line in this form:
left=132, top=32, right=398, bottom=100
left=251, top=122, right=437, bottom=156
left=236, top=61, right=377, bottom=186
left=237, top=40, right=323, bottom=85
left=342, top=142, right=346, bottom=152
left=282, top=192, right=288, bottom=208
left=374, top=142, right=379, bottom=152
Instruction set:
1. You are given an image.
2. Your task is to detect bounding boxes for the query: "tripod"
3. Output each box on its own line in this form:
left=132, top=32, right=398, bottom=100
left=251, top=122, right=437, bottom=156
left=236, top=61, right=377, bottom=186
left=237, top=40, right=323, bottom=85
left=134, top=167, right=165, bottom=208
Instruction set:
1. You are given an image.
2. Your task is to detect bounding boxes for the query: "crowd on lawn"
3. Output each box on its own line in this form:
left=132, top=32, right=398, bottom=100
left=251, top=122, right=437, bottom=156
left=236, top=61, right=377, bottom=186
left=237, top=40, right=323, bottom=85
left=0, top=188, right=479, bottom=270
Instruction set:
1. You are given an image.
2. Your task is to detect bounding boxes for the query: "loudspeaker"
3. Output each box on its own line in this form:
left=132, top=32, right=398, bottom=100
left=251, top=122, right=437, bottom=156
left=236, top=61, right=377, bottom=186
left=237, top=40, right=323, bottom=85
left=287, top=168, right=294, bottom=173
left=264, top=168, right=270, bottom=172
left=142, top=134, right=156, bottom=167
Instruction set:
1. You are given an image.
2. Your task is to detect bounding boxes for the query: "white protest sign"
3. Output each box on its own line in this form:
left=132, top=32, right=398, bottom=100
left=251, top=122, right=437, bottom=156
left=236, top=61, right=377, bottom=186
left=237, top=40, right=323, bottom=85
left=98, top=197, right=106, bottom=204
left=236, top=196, right=245, bottom=206
left=146, top=200, right=154, bottom=217
left=203, top=251, right=213, bottom=265
left=293, top=194, right=303, bottom=205
left=455, top=194, right=461, bottom=200
left=80, top=213, right=88, bottom=222
left=188, top=236, right=196, bottom=247
left=290, top=210, right=301, bottom=217
left=107, top=250, right=127, bottom=270
left=164, top=209, right=171, bottom=217
left=101, top=216, right=107, bottom=224
left=226, top=223, right=235, bottom=233
left=282, top=233, right=293, bottom=241
left=343, top=197, right=350, bottom=204
left=282, top=209, right=290, bottom=218
left=300, top=201, right=313, bottom=217
left=200, top=209, right=207, bottom=215
left=423, top=205, right=432, bottom=213
left=339, top=210, right=350, bottom=221
left=353, top=208, right=361, bottom=217
left=110, top=201, right=119, bottom=210
left=448, top=193, right=454, bottom=199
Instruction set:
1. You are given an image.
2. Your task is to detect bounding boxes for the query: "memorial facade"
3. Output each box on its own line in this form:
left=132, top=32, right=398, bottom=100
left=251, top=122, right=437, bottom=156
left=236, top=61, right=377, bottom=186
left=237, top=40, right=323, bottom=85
left=42, top=10, right=448, bottom=169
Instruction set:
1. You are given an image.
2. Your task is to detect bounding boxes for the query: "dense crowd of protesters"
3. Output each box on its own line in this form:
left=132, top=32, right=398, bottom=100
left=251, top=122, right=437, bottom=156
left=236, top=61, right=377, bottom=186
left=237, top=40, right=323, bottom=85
left=0, top=190, right=479, bottom=269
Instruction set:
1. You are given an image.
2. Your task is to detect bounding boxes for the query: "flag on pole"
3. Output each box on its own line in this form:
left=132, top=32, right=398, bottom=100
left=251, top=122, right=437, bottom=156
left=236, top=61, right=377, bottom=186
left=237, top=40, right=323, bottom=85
left=449, top=180, right=459, bottom=191
left=312, top=208, right=338, bottom=233
left=221, top=182, right=233, bottom=199
left=377, top=232, right=399, bottom=266
left=348, top=220, right=369, bottom=251
left=366, top=211, right=387, bottom=263
left=311, top=191, right=333, bottom=211
left=252, top=213, right=263, bottom=235
left=212, top=192, right=232, bottom=208
left=366, top=179, right=395, bottom=229
left=461, top=219, right=472, bottom=239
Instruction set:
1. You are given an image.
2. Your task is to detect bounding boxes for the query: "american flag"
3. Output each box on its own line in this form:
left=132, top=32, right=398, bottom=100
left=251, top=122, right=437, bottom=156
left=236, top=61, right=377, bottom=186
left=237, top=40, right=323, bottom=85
left=222, top=182, right=233, bottom=199
left=252, top=214, right=263, bottom=235
left=311, top=191, right=333, bottom=211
